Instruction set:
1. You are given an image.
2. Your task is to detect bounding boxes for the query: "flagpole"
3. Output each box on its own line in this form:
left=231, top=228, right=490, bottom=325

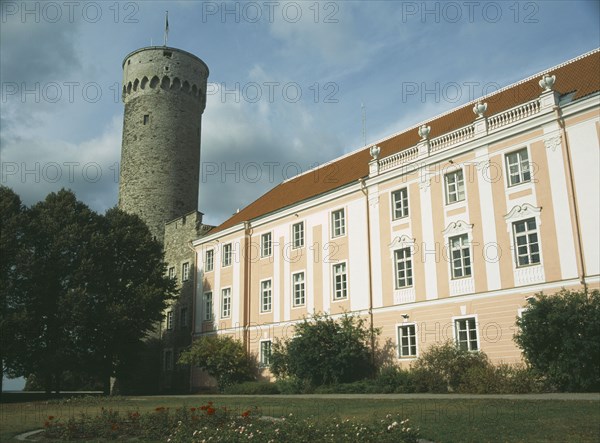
left=164, top=11, right=169, bottom=46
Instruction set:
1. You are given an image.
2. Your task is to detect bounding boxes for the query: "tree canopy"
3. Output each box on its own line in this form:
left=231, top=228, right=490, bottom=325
left=515, top=289, right=600, bottom=392
left=270, top=313, right=377, bottom=386
left=0, top=186, right=27, bottom=395
left=178, top=335, right=256, bottom=390
left=0, top=187, right=175, bottom=394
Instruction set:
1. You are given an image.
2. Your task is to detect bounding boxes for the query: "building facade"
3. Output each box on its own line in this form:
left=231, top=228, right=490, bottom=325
left=191, top=50, right=600, bottom=388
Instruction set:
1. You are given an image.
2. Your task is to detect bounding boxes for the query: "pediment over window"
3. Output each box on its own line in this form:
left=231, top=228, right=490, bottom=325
left=442, top=220, right=473, bottom=237
left=504, top=203, right=542, bottom=222
left=389, top=234, right=415, bottom=251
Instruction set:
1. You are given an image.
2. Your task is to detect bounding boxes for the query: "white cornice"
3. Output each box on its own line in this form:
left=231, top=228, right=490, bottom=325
left=196, top=91, right=599, bottom=246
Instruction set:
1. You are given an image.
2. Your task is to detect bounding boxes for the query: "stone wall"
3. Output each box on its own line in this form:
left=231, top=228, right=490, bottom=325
left=118, top=47, right=209, bottom=242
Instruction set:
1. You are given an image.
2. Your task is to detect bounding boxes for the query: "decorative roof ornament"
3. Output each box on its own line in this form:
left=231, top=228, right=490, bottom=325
left=472, top=101, right=488, bottom=118
left=370, top=145, right=381, bottom=160
left=539, top=74, right=556, bottom=92
left=418, top=124, right=431, bottom=140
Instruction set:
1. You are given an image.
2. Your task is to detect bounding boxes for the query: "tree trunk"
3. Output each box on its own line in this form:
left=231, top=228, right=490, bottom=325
left=103, top=374, right=111, bottom=396
left=0, top=360, right=4, bottom=400
left=53, top=372, right=61, bottom=394
left=44, top=373, right=52, bottom=395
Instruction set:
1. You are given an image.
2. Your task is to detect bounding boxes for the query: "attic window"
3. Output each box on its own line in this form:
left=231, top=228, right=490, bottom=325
left=143, top=114, right=149, bottom=125
left=164, top=51, right=172, bottom=58
left=127, top=60, right=131, bottom=65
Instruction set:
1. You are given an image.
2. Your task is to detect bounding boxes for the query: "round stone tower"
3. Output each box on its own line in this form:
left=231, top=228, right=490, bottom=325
left=118, top=46, right=209, bottom=242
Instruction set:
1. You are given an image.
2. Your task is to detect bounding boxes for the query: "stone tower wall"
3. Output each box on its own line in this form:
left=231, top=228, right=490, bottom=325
left=118, top=46, right=209, bottom=241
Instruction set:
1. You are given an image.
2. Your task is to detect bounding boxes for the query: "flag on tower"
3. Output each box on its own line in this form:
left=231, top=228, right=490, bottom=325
left=164, top=11, right=169, bottom=46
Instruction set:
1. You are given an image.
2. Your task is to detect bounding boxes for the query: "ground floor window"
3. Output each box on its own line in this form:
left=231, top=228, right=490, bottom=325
left=260, top=340, right=272, bottom=367
left=164, top=349, right=173, bottom=371
left=455, top=317, right=478, bottom=351
left=397, top=324, right=417, bottom=357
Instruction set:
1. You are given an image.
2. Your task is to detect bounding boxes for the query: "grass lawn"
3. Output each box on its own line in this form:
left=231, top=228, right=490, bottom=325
left=1, top=395, right=599, bottom=442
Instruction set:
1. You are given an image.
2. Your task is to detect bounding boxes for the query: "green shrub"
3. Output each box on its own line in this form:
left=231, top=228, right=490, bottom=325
left=515, top=289, right=600, bottom=392
left=270, top=313, right=377, bottom=387
left=458, top=363, right=546, bottom=394
left=410, top=341, right=490, bottom=393
left=314, top=379, right=380, bottom=394
left=178, top=335, right=256, bottom=391
left=408, top=342, right=548, bottom=394
left=376, top=366, right=416, bottom=393
left=223, top=381, right=280, bottom=395
left=275, top=377, right=314, bottom=394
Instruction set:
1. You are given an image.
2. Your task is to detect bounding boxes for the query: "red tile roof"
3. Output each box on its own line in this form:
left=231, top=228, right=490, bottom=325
left=210, top=49, right=600, bottom=234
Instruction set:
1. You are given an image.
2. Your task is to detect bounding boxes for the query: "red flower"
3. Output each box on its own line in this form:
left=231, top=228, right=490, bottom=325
left=190, top=407, right=196, bottom=412
left=241, top=410, right=250, bottom=417
left=206, top=407, right=216, bottom=415
left=200, top=405, right=208, bottom=411
left=48, top=416, right=55, bottom=420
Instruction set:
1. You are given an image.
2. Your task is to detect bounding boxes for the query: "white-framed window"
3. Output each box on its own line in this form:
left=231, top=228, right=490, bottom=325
left=166, top=310, right=173, bottom=330
left=454, top=316, right=479, bottom=351
left=517, top=307, right=529, bottom=319
left=221, top=287, right=231, bottom=318
left=261, top=232, right=272, bottom=258
left=292, top=272, right=305, bottom=307
left=182, top=262, right=190, bottom=282
left=397, top=323, right=417, bottom=358
left=512, top=217, right=540, bottom=267
left=292, top=222, right=304, bottom=249
left=222, top=243, right=232, bottom=267
left=394, top=247, right=413, bottom=289
left=203, top=292, right=213, bottom=321
left=168, top=266, right=175, bottom=280
left=505, top=147, right=531, bottom=187
left=260, top=340, right=272, bottom=367
left=180, top=307, right=188, bottom=327
left=392, top=188, right=409, bottom=220
left=164, top=349, right=173, bottom=371
left=331, top=209, right=346, bottom=238
left=260, top=279, right=272, bottom=313
left=205, top=249, right=214, bottom=272
left=332, top=262, right=348, bottom=300
left=445, top=169, right=465, bottom=204
left=449, top=234, right=472, bottom=279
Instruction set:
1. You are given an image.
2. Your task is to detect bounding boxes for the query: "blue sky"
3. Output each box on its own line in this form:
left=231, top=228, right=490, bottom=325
left=1, top=0, right=599, bottom=390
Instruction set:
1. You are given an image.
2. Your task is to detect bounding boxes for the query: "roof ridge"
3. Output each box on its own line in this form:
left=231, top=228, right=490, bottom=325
left=283, top=47, right=600, bottom=184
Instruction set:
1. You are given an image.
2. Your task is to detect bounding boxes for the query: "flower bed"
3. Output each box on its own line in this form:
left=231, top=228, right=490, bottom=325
left=42, top=401, right=420, bottom=442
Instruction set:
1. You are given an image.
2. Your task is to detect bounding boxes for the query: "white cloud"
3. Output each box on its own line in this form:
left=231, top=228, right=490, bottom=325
left=1, top=116, right=122, bottom=213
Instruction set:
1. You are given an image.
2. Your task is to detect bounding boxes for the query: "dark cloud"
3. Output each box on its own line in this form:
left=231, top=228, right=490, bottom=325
left=0, top=17, right=81, bottom=84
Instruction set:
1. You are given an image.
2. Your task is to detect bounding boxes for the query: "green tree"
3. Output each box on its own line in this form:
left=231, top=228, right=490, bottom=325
left=13, top=189, right=101, bottom=393
left=178, top=335, right=255, bottom=390
left=0, top=186, right=27, bottom=396
left=514, top=289, right=600, bottom=391
left=6, top=189, right=175, bottom=395
left=77, top=207, right=175, bottom=394
left=270, top=313, right=376, bottom=387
